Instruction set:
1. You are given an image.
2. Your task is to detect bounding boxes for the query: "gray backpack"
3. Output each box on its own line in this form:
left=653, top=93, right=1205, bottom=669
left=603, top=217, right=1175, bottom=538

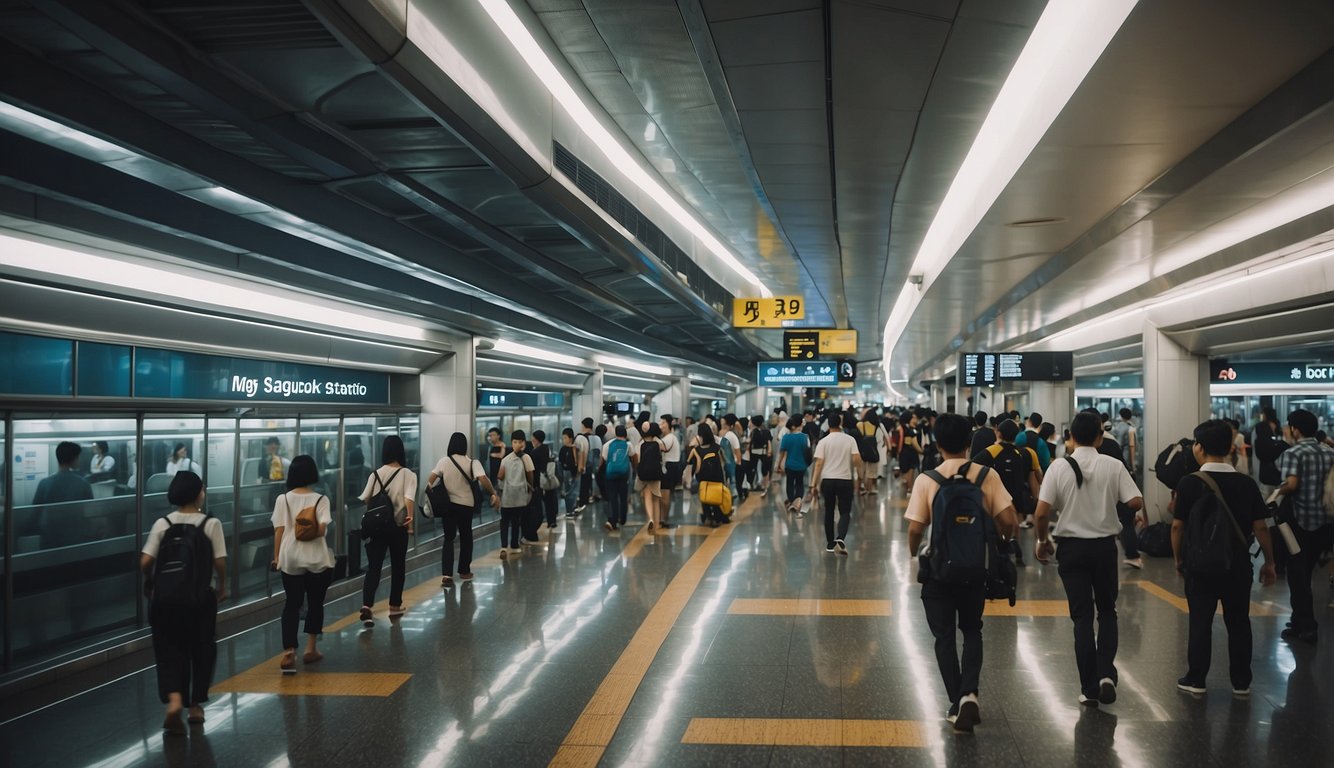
left=501, top=453, right=532, bottom=506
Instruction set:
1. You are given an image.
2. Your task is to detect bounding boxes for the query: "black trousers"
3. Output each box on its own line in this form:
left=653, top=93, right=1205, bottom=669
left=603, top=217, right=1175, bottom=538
left=579, top=471, right=594, bottom=507
left=1286, top=523, right=1334, bottom=633
left=921, top=580, right=986, bottom=707
left=540, top=488, right=559, bottom=526
left=362, top=525, right=409, bottom=607
left=1055, top=536, right=1120, bottom=697
left=1185, top=567, right=1253, bottom=688
left=150, top=591, right=217, bottom=705
left=521, top=494, right=543, bottom=541
left=440, top=502, right=474, bottom=576
left=1117, top=502, right=1139, bottom=558
left=281, top=570, right=331, bottom=649
left=785, top=471, right=805, bottom=503
left=821, top=478, right=855, bottom=545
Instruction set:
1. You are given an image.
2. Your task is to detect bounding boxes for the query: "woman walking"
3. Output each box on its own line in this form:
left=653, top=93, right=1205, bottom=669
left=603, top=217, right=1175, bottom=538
left=427, top=433, right=498, bottom=587
left=359, top=436, right=417, bottom=627
left=639, top=422, right=670, bottom=532
left=271, top=455, right=333, bottom=673
left=688, top=423, right=728, bottom=527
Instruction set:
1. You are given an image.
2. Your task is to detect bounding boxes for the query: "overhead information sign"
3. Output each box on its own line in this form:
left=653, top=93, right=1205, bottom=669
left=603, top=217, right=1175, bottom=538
left=757, top=361, right=837, bottom=387
left=1212, top=362, right=1334, bottom=385
left=478, top=389, right=566, bottom=409
left=960, top=352, right=1073, bottom=386
left=733, top=296, right=804, bottom=328
left=136, top=348, right=390, bottom=404
left=783, top=329, right=858, bottom=359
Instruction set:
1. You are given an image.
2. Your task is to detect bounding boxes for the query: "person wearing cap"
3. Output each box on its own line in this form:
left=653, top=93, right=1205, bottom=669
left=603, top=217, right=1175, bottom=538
left=139, top=471, right=227, bottom=734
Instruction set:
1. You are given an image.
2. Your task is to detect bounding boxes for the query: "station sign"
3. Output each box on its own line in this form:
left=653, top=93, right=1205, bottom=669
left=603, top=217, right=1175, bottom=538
left=783, top=329, right=858, bottom=359
left=136, top=348, right=390, bottom=404
left=757, top=361, right=838, bottom=387
left=478, top=389, right=566, bottom=409
left=1211, top=362, right=1334, bottom=385
left=733, top=296, right=804, bottom=328
left=960, top=351, right=1073, bottom=386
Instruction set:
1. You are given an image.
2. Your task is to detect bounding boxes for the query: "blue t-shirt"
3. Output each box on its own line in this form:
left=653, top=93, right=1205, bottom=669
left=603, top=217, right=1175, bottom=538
left=1015, top=429, right=1051, bottom=471
left=780, top=432, right=810, bottom=471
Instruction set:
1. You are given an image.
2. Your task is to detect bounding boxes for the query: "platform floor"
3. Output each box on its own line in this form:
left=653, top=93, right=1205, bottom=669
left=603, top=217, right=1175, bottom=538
left=3, top=478, right=1332, bottom=767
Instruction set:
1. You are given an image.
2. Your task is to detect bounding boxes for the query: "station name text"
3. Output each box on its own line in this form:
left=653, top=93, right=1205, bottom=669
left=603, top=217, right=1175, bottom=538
left=230, top=375, right=369, bottom=399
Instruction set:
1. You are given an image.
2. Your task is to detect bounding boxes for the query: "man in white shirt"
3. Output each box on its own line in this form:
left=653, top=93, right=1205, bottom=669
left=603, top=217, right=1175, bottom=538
left=807, top=412, right=862, bottom=555
left=659, top=415, right=682, bottom=492
left=1034, top=412, right=1143, bottom=708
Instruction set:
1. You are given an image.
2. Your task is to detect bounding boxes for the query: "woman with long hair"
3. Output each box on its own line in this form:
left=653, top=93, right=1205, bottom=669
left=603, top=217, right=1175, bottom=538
left=427, top=432, right=498, bottom=587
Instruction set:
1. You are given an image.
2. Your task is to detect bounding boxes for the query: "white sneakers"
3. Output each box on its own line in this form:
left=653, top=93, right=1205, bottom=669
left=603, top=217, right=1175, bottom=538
left=1123, top=558, right=1143, bottom=569
left=951, top=693, right=980, bottom=732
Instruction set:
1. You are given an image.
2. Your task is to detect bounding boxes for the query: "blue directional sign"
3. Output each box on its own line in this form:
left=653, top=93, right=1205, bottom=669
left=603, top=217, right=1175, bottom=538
left=757, top=361, right=838, bottom=387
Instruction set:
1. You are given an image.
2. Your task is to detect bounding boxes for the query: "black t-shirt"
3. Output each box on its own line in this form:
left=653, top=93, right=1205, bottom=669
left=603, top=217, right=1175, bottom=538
left=1172, top=470, right=1266, bottom=543
left=969, top=427, right=995, bottom=460
left=692, top=444, right=725, bottom=482
left=530, top=443, right=550, bottom=474
left=1097, top=435, right=1121, bottom=460
left=902, top=425, right=920, bottom=452
left=802, top=422, right=821, bottom=446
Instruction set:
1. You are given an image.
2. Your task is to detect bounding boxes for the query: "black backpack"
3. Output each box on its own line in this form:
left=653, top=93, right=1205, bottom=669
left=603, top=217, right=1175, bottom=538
left=559, top=445, right=578, bottom=473
left=922, top=464, right=994, bottom=586
left=696, top=444, right=725, bottom=483
left=360, top=467, right=404, bottom=539
left=152, top=514, right=215, bottom=606
left=856, top=422, right=881, bottom=463
left=1138, top=522, right=1173, bottom=558
left=750, top=428, right=771, bottom=455
left=638, top=440, right=663, bottom=481
left=1183, top=472, right=1249, bottom=575
left=991, top=444, right=1033, bottom=515
left=1154, top=439, right=1199, bottom=490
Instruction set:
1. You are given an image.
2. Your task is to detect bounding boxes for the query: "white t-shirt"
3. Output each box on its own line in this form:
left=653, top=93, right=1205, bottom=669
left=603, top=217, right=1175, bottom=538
left=720, top=432, right=740, bottom=465
left=165, top=458, right=202, bottom=475
left=143, top=511, right=227, bottom=560
left=270, top=491, right=334, bottom=574
left=1038, top=447, right=1141, bottom=538
left=359, top=465, right=418, bottom=524
left=91, top=454, right=116, bottom=474
left=433, top=455, right=488, bottom=507
left=661, top=431, right=681, bottom=462
left=813, top=431, right=859, bottom=480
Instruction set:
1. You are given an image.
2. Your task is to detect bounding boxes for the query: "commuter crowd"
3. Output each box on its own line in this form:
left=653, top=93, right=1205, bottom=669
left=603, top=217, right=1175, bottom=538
left=138, top=402, right=1334, bottom=737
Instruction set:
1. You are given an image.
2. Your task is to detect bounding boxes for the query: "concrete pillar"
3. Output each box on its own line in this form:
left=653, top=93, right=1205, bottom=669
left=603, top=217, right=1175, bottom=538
left=420, top=340, right=475, bottom=469
left=1142, top=321, right=1209, bottom=522
left=1029, top=382, right=1075, bottom=441
left=574, top=369, right=604, bottom=426
left=654, top=376, right=690, bottom=420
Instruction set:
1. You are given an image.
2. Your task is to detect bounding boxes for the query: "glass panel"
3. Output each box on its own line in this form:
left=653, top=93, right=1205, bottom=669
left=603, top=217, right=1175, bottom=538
left=475, top=417, right=504, bottom=527
left=343, top=417, right=376, bottom=576
left=237, top=418, right=296, bottom=602
left=11, top=417, right=137, bottom=666
left=0, top=333, right=72, bottom=396
left=298, top=417, right=343, bottom=556
left=204, top=417, right=237, bottom=598
left=76, top=342, right=131, bottom=397
left=398, top=415, right=433, bottom=550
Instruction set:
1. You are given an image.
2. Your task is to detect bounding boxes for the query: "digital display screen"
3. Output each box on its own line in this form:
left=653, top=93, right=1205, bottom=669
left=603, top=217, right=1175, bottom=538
left=960, top=352, right=1073, bottom=385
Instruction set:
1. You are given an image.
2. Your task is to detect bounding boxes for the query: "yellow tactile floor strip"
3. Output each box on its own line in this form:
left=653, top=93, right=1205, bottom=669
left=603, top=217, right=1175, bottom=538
left=212, top=671, right=411, bottom=697
left=1136, top=580, right=1282, bottom=617
left=728, top=598, right=893, bottom=616
left=681, top=717, right=929, bottom=747
left=549, top=501, right=759, bottom=768
left=984, top=599, right=1070, bottom=617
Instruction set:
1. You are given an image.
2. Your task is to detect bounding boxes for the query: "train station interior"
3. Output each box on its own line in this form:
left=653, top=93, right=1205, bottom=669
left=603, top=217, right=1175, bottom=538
left=0, top=1, right=1332, bottom=765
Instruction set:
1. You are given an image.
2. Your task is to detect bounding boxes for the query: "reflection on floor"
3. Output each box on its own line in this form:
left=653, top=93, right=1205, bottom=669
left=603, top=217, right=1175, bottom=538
left=2, top=478, right=1331, bottom=767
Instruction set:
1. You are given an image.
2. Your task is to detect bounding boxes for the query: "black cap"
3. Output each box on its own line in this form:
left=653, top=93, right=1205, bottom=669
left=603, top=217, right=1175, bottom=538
left=167, top=471, right=204, bottom=507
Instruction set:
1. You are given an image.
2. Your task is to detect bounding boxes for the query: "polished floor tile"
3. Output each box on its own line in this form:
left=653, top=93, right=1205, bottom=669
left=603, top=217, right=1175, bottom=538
left=2, top=478, right=1332, bottom=768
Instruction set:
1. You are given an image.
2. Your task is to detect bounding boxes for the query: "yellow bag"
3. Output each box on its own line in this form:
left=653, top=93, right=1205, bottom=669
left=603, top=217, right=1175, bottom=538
left=700, top=481, right=733, bottom=517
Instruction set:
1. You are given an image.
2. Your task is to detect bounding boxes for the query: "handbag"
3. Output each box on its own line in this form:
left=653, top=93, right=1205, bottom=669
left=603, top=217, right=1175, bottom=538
left=540, top=461, right=560, bottom=492
left=287, top=493, right=324, bottom=542
left=423, top=480, right=449, bottom=519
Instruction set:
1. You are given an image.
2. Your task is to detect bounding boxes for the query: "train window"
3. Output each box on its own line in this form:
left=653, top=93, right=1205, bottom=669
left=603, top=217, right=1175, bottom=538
left=10, top=416, right=138, bottom=664
left=298, top=417, right=343, bottom=555
left=238, top=418, right=295, bottom=602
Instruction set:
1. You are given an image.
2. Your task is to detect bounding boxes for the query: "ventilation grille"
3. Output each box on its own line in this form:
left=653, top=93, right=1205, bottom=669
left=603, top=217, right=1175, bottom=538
left=554, top=142, right=732, bottom=315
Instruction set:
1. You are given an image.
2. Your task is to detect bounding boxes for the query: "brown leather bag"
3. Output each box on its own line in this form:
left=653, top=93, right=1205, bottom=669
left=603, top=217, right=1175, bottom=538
left=288, top=494, right=324, bottom=542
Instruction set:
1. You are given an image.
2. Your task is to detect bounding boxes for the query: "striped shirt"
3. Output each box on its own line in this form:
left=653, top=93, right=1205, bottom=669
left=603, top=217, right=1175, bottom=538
left=1277, top=438, right=1334, bottom=530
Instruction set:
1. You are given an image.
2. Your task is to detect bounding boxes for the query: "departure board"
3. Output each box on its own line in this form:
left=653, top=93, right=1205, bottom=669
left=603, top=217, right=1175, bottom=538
left=960, top=352, right=1072, bottom=385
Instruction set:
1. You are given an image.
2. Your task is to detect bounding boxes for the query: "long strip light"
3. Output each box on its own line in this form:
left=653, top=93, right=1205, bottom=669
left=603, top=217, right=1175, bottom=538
left=0, top=231, right=430, bottom=341
left=595, top=354, right=673, bottom=377
left=881, top=0, right=1139, bottom=382
left=490, top=338, right=585, bottom=367
left=476, top=0, right=770, bottom=297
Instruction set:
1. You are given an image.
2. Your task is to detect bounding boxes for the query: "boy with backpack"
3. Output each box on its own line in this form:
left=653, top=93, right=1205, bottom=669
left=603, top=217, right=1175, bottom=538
left=1171, top=419, right=1277, bottom=695
left=140, top=471, right=227, bottom=734
left=601, top=425, right=635, bottom=531
left=497, top=431, right=535, bottom=557
left=974, top=420, right=1041, bottom=566
left=905, top=413, right=1018, bottom=732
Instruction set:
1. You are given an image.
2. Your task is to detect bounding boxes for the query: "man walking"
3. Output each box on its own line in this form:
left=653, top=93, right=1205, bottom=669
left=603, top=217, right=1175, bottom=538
left=806, top=412, right=861, bottom=555
left=1034, top=412, right=1143, bottom=707
left=1274, top=408, right=1334, bottom=643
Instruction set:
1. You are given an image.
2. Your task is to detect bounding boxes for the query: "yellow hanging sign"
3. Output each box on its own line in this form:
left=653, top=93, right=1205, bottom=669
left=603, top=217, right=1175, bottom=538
left=819, top=329, right=857, bottom=355
left=732, top=296, right=805, bottom=328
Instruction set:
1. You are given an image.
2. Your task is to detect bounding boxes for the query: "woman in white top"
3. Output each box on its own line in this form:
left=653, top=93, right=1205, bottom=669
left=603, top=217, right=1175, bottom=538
left=358, top=436, right=417, bottom=627
left=140, top=471, right=227, bottom=733
left=270, top=455, right=334, bottom=673
left=659, top=415, right=682, bottom=492
left=427, top=432, right=498, bottom=588
left=90, top=440, right=116, bottom=477
left=166, top=443, right=201, bottom=475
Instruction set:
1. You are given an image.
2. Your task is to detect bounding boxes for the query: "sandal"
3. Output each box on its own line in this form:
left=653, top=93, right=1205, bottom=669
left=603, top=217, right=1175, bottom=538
left=280, top=650, right=296, bottom=675
left=163, top=710, right=186, bottom=735
left=389, top=604, right=405, bottom=617
left=303, top=651, right=324, bottom=665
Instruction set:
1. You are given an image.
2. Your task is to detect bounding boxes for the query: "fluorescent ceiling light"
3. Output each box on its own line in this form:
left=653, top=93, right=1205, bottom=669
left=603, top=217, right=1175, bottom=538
left=491, top=338, right=585, bottom=367
left=477, top=0, right=770, bottom=298
left=596, top=355, right=672, bottom=377
left=881, top=0, right=1138, bottom=376
left=0, top=231, right=430, bottom=341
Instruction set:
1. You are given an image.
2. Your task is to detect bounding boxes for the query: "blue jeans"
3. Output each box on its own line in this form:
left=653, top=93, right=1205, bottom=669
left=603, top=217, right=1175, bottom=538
left=561, top=470, right=579, bottom=516
left=725, top=463, right=736, bottom=495
left=603, top=474, right=629, bottom=524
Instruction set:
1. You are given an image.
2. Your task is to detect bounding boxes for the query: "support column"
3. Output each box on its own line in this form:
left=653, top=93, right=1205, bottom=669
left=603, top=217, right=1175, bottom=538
left=1028, top=382, right=1075, bottom=441
left=654, top=376, right=690, bottom=419
left=1142, top=321, right=1209, bottom=522
left=574, top=369, right=604, bottom=426
left=420, top=341, right=475, bottom=472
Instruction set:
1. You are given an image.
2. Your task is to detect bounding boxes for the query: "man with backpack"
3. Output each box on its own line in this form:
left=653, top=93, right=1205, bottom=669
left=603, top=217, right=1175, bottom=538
left=975, top=420, right=1041, bottom=565
left=1273, top=409, right=1334, bottom=644
left=528, top=430, right=558, bottom=534
left=601, top=425, right=635, bottom=531
left=968, top=411, right=995, bottom=460
left=1033, top=412, right=1142, bottom=707
left=1171, top=419, right=1277, bottom=695
left=905, top=413, right=1018, bottom=732
left=1015, top=412, right=1052, bottom=472
left=140, top=471, right=227, bottom=734
left=574, top=418, right=601, bottom=514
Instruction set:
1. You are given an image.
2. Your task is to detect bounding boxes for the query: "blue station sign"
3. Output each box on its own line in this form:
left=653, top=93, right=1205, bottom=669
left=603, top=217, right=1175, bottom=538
left=757, top=361, right=839, bottom=387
